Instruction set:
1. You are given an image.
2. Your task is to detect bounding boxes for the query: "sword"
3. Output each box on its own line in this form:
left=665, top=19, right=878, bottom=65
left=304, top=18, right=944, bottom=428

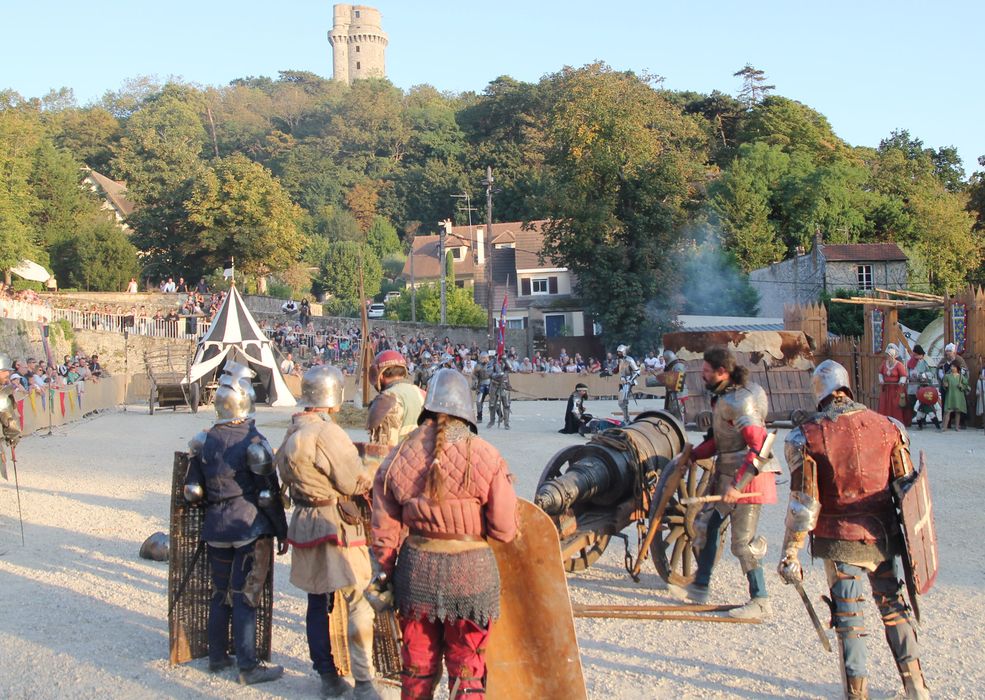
left=794, top=580, right=831, bottom=652
left=168, top=539, right=206, bottom=618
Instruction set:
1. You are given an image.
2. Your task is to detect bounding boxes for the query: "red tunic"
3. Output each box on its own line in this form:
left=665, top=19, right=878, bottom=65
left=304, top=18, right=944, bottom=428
left=877, top=359, right=906, bottom=422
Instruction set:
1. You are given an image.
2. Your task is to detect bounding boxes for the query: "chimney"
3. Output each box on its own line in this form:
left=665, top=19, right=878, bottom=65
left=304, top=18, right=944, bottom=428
left=475, top=226, right=485, bottom=266
left=813, top=228, right=823, bottom=252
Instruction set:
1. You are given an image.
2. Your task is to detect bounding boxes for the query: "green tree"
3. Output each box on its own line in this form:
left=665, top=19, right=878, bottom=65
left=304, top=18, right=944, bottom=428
left=734, top=64, right=775, bottom=106
left=111, top=83, right=209, bottom=277
left=366, top=215, right=401, bottom=260
left=185, top=154, right=304, bottom=283
left=387, top=283, right=485, bottom=326
left=319, top=241, right=382, bottom=303
left=538, top=63, right=708, bottom=347
left=49, top=214, right=139, bottom=290
left=0, top=100, right=44, bottom=272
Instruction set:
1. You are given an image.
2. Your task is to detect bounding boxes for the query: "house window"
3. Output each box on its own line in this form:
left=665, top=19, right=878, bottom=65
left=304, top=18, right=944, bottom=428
left=532, top=278, right=549, bottom=294
left=354, top=10, right=360, bottom=17
left=506, top=319, right=524, bottom=330
left=857, top=264, right=873, bottom=290
left=450, top=247, right=464, bottom=260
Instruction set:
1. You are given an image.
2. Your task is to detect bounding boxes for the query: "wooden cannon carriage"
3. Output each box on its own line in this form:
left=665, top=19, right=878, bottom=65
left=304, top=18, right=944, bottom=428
left=144, top=347, right=201, bottom=415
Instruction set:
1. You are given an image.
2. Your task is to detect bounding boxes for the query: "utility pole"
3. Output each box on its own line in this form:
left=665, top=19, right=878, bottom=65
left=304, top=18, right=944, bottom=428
left=439, top=219, right=452, bottom=325
left=483, top=166, right=495, bottom=341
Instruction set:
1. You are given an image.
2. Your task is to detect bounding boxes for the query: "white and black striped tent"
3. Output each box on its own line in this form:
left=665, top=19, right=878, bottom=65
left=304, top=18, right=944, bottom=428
left=184, top=284, right=295, bottom=407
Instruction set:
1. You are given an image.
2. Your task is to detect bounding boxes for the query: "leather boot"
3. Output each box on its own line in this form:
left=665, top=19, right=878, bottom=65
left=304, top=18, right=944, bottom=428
left=898, top=660, right=930, bottom=699
left=353, top=679, right=383, bottom=699
left=238, top=662, right=284, bottom=685
left=320, top=673, right=353, bottom=698
left=845, top=676, right=868, bottom=699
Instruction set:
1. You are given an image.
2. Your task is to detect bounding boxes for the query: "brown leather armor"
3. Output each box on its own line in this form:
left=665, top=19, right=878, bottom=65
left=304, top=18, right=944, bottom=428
left=802, top=407, right=900, bottom=543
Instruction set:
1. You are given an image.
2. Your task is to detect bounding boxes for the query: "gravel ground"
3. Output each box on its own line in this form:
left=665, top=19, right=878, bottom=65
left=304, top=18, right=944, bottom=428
left=0, top=398, right=981, bottom=699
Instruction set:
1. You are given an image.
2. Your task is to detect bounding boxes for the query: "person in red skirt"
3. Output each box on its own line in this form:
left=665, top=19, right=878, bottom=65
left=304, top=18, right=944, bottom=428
left=877, top=345, right=907, bottom=422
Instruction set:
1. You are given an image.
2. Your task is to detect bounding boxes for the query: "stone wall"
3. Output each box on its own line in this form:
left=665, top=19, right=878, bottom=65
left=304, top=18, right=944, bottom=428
left=0, top=318, right=73, bottom=365
left=825, top=260, right=907, bottom=292
left=749, top=251, right=825, bottom=317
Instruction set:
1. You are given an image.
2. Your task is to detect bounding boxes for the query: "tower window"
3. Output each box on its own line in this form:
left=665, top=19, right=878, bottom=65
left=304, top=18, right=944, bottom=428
left=356, top=62, right=361, bottom=70
left=355, top=10, right=360, bottom=18
left=355, top=45, right=360, bottom=52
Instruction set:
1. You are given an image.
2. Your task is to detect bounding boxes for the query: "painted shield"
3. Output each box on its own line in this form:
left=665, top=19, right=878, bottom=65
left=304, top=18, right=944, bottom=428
left=486, top=499, right=587, bottom=700
left=916, top=386, right=939, bottom=407
left=892, top=451, right=939, bottom=619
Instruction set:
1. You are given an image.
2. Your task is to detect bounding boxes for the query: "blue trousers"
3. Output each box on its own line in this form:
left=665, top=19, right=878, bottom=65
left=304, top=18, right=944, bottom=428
left=694, top=507, right=768, bottom=599
left=306, top=592, right=339, bottom=676
left=825, top=559, right=920, bottom=679
left=207, top=542, right=258, bottom=671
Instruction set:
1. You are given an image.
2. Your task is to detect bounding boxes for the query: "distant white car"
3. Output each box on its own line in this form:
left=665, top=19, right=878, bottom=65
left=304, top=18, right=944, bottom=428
left=384, top=291, right=402, bottom=303
left=368, top=303, right=386, bottom=319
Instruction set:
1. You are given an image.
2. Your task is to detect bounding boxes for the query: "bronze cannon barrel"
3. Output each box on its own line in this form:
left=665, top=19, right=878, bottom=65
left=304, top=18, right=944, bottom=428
left=535, top=411, right=687, bottom=515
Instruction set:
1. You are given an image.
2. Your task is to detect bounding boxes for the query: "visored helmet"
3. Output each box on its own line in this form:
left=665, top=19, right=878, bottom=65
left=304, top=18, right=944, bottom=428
left=369, top=349, right=407, bottom=391
left=301, top=365, right=345, bottom=409
left=616, top=344, right=629, bottom=356
left=663, top=349, right=676, bottom=362
left=214, top=360, right=256, bottom=422
left=421, top=368, right=477, bottom=432
left=811, top=360, right=853, bottom=405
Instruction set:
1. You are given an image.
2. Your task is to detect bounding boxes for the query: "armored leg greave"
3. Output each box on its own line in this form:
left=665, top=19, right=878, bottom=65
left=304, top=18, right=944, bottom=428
left=730, top=504, right=766, bottom=576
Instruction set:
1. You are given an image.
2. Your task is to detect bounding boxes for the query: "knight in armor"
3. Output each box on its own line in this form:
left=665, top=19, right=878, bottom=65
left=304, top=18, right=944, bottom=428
left=275, top=365, right=382, bottom=700
left=182, top=361, right=288, bottom=685
left=472, top=351, right=492, bottom=423
left=486, top=356, right=512, bottom=430
left=615, top=344, right=639, bottom=424
left=673, top=347, right=779, bottom=619
left=413, top=351, right=435, bottom=389
left=371, top=369, right=518, bottom=699
left=367, top=350, right=425, bottom=449
left=559, top=383, right=591, bottom=434
left=778, top=360, right=930, bottom=700
left=662, top=349, right=689, bottom=423
left=0, top=353, right=22, bottom=450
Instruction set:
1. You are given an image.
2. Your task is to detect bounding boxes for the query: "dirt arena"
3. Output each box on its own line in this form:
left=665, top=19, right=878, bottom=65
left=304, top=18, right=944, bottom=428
left=0, top=399, right=981, bottom=699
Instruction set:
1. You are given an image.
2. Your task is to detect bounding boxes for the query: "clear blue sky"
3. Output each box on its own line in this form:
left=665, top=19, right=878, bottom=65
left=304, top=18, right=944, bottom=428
left=4, top=1, right=982, bottom=174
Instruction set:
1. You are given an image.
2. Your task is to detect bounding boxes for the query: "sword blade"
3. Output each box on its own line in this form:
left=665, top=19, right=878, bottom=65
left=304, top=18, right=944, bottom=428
left=795, top=581, right=832, bottom=652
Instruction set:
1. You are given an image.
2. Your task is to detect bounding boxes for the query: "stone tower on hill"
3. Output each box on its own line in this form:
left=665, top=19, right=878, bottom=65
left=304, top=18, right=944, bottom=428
left=327, top=4, right=388, bottom=85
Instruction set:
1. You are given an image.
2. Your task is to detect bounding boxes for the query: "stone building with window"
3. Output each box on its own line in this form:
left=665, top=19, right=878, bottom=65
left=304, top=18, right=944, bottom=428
left=748, top=234, right=908, bottom=317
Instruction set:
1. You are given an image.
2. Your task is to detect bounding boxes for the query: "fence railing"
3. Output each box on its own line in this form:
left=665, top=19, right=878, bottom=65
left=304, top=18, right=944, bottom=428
left=0, top=297, right=53, bottom=323
left=50, top=308, right=206, bottom=340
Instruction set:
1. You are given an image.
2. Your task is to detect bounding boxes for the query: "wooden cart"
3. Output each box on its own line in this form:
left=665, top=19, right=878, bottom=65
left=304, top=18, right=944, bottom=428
left=144, top=347, right=200, bottom=415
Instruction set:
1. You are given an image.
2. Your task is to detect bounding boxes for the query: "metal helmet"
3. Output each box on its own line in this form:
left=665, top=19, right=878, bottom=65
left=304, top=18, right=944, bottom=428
left=616, top=344, right=629, bottom=356
left=421, top=368, right=477, bottom=431
left=440, top=352, right=454, bottom=367
left=811, top=360, right=853, bottom=405
left=663, top=349, right=676, bottom=362
left=0, top=352, right=13, bottom=372
left=214, top=361, right=256, bottom=422
left=369, top=349, right=407, bottom=391
left=301, top=365, right=345, bottom=409
left=138, top=532, right=170, bottom=562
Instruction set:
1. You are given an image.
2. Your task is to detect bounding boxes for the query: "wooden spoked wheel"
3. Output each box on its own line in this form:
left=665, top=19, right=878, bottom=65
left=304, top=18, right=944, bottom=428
left=563, top=533, right=611, bottom=573
left=649, top=460, right=724, bottom=586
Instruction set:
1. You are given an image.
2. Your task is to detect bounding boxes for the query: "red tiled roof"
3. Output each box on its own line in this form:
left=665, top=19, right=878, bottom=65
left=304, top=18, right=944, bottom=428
left=401, top=234, right=476, bottom=280
left=821, top=243, right=907, bottom=262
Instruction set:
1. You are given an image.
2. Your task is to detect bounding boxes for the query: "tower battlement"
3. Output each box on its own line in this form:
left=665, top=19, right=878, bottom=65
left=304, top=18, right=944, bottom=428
left=327, top=4, right=388, bottom=85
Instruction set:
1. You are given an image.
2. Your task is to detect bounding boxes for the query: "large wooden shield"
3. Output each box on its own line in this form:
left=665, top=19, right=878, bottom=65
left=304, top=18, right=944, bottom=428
left=892, top=451, right=938, bottom=619
left=487, top=499, right=587, bottom=700
left=167, top=451, right=274, bottom=665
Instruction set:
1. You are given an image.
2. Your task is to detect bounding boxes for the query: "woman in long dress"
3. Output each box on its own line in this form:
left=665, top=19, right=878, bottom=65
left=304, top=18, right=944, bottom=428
left=877, top=346, right=907, bottom=422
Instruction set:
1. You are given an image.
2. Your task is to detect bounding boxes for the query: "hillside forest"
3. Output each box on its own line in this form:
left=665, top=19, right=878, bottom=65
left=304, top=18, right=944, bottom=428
left=2, top=64, right=983, bottom=346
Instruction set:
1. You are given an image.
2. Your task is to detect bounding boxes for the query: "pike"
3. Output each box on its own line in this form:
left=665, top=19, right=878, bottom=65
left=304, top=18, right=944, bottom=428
left=793, top=580, right=832, bottom=652
left=9, top=446, right=25, bottom=546
left=680, top=492, right=762, bottom=505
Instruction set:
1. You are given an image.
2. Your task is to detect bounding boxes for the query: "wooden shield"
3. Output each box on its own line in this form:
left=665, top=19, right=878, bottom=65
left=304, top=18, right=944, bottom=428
left=486, top=499, right=587, bottom=700
left=892, top=451, right=939, bottom=602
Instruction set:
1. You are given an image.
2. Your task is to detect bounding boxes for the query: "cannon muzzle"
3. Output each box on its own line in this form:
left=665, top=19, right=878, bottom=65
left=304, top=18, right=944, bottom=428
left=535, top=411, right=687, bottom=516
